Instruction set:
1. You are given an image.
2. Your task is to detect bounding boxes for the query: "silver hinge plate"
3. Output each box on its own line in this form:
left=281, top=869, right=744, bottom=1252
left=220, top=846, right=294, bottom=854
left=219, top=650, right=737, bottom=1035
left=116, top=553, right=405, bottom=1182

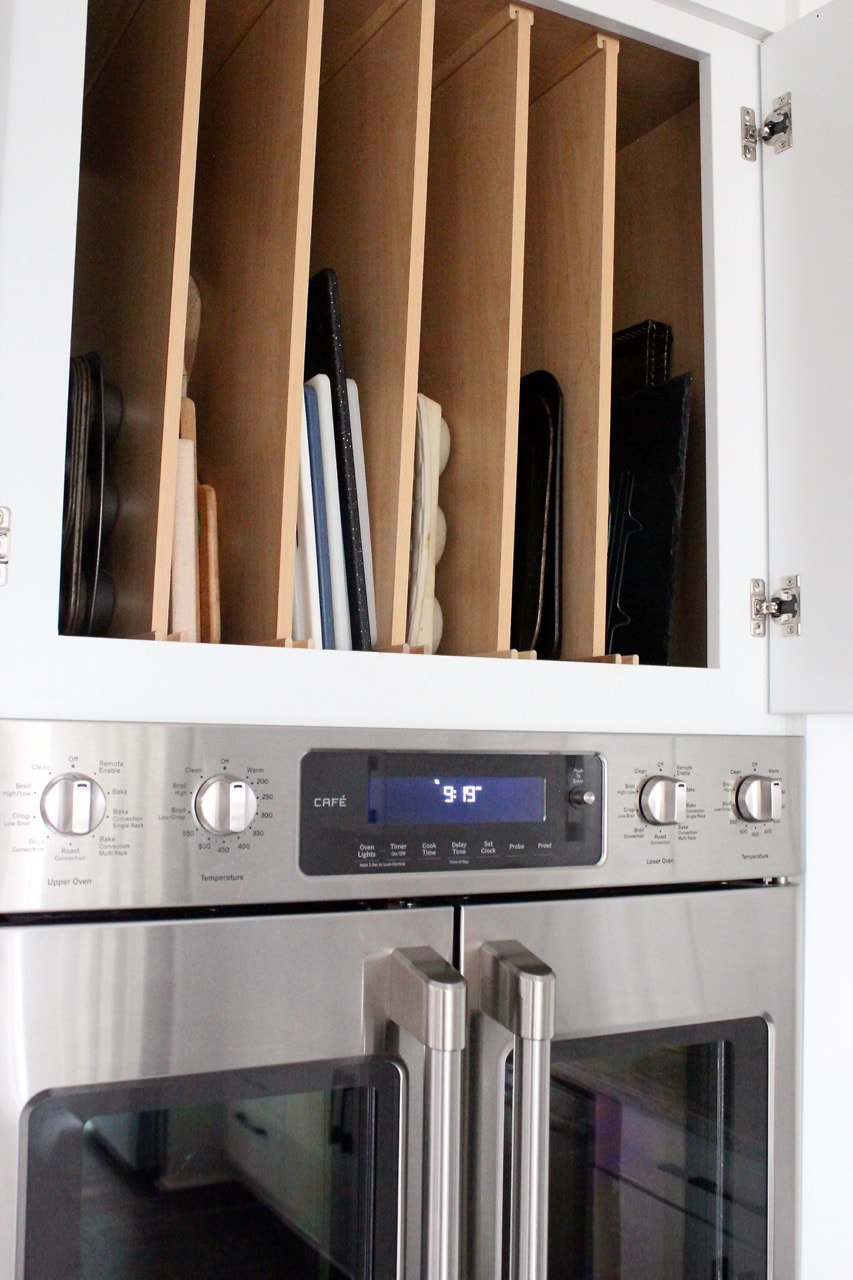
left=741, top=93, right=793, bottom=161
left=741, top=107, right=759, bottom=161
left=0, top=507, right=9, bottom=586
left=750, top=576, right=801, bottom=637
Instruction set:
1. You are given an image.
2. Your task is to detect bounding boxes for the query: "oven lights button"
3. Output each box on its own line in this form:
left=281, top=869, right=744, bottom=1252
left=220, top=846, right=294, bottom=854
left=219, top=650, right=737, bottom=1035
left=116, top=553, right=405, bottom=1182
left=735, top=775, right=781, bottom=823
left=195, top=775, right=258, bottom=835
left=40, top=773, right=107, bottom=835
left=639, top=776, right=686, bottom=826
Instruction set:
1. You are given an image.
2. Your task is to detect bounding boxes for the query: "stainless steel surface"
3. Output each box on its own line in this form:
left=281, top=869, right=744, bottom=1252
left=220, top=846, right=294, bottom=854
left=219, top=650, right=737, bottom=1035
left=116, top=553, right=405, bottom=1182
left=0, top=721, right=804, bottom=912
left=0, top=906, right=456, bottom=1280
left=736, top=773, right=783, bottom=822
left=424, top=1043, right=462, bottom=1280
left=461, top=884, right=801, bottom=1280
left=0, top=719, right=804, bottom=1280
left=478, top=943, right=556, bottom=1280
left=387, top=948, right=466, bottom=1280
left=510, top=1038, right=551, bottom=1280
left=478, top=941, right=556, bottom=1044
left=638, top=774, right=687, bottom=825
left=387, top=947, right=467, bottom=1052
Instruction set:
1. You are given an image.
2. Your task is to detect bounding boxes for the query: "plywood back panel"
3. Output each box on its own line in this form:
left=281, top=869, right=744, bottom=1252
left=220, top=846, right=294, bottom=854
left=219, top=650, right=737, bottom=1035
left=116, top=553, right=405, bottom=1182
left=522, top=34, right=619, bottom=660
left=311, top=0, right=435, bottom=648
left=72, top=0, right=205, bottom=638
left=191, top=0, right=323, bottom=644
left=422, top=6, right=532, bottom=656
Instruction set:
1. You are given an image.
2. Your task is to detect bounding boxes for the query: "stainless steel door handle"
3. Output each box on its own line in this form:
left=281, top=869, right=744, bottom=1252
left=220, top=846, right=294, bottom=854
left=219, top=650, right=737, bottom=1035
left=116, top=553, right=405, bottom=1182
left=387, top=946, right=467, bottom=1280
left=478, top=940, right=556, bottom=1280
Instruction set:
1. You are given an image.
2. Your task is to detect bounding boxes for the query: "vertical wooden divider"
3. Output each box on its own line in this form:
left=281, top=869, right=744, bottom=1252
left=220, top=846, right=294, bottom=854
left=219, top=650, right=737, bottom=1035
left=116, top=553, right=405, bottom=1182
left=421, top=6, right=533, bottom=656
left=71, top=0, right=206, bottom=639
left=190, top=0, right=324, bottom=646
left=311, top=0, right=435, bottom=650
left=522, top=34, right=619, bottom=661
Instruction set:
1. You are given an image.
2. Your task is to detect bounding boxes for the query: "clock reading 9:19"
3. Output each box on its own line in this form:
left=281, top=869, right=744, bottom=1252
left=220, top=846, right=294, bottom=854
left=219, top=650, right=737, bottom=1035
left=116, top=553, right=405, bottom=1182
left=438, top=780, right=482, bottom=805
left=367, top=774, right=546, bottom=825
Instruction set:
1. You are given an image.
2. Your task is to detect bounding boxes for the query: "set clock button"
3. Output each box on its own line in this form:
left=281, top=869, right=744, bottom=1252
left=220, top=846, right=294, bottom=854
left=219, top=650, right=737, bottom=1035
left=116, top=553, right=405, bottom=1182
left=194, top=775, right=258, bottom=835
left=639, top=776, right=686, bottom=826
left=40, top=773, right=107, bottom=835
left=735, top=775, right=781, bottom=823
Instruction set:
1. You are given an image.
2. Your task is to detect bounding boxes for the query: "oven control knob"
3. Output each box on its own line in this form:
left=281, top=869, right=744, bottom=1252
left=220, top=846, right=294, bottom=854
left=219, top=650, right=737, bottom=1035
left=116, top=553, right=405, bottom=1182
left=735, top=775, right=781, bottom=823
left=195, top=775, right=258, bottom=835
left=639, top=775, right=686, bottom=825
left=40, top=773, right=107, bottom=835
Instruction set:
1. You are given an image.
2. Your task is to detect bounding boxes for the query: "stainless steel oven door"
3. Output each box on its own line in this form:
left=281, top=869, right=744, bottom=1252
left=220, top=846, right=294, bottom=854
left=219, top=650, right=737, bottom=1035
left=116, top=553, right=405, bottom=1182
left=460, top=884, right=801, bottom=1280
left=0, top=906, right=464, bottom=1280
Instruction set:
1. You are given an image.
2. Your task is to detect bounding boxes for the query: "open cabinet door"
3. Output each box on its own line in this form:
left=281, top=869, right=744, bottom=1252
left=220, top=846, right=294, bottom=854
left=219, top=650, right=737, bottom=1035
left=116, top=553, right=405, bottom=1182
left=763, top=0, right=853, bottom=712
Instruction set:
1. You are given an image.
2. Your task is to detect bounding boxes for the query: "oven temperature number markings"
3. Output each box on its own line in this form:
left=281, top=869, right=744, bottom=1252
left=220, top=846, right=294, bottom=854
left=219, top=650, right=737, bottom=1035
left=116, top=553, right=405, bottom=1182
left=194, top=775, right=262, bottom=837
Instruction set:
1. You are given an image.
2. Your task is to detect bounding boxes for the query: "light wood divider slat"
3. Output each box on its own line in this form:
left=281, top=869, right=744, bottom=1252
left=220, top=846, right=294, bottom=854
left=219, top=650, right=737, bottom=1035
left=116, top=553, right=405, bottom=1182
left=421, top=5, right=533, bottom=656
left=521, top=33, right=619, bottom=660
left=190, top=0, right=323, bottom=645
left=311, top=0, right=435, bottom=648
left=72, top=0, right=205, bottom=639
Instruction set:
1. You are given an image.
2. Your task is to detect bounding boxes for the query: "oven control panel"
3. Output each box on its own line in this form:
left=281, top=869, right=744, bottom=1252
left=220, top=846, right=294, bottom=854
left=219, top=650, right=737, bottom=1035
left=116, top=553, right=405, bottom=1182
left=299, top=750, right=604, bottom=874
left=0, top=722, right=803, bottom=912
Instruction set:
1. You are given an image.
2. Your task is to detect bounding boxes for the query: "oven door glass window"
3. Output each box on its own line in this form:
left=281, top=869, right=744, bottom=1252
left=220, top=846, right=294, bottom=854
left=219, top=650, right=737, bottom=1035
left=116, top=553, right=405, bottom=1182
left=505, top=1018, right=769, bottom=1280
left=24, top=1059, right=400, bottom=1280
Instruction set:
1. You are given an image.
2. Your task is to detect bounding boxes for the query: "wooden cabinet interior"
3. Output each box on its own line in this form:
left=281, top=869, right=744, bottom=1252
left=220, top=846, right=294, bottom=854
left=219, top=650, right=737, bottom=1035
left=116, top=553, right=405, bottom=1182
left=613, top=92, right=705, bottom=668
left=190, top=0, right=322, bottom=647
left=73, top=0, right=704, bottom=662
left=522, top=32, right=618, bottom=662
left=72, top=0, right=204, bottom=640
left=312, top=0, right=435, bottom=651
left=421, top=7, right=533, bottom=657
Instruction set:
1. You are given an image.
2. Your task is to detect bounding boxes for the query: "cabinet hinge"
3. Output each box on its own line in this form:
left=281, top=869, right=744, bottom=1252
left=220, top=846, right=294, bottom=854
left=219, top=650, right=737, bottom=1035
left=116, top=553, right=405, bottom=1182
left=750, top=576, right=801, bottom=637
left=741, top=93, right=793, bottom=162
left=0, top=507, right=9, bottom=586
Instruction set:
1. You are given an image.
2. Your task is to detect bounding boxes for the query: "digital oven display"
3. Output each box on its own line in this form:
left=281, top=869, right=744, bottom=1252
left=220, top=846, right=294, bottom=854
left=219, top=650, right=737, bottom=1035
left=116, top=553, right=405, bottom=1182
left=367, top=774, right=546, bottom=825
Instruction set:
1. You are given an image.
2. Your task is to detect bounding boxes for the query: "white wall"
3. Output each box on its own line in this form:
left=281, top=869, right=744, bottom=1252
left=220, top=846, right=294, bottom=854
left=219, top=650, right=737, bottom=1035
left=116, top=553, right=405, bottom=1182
left=761, top=5, right=850, bottom=1279
left=656, top=0, right=792, bottom=34
left=800, top=715, right=853, bottom=1278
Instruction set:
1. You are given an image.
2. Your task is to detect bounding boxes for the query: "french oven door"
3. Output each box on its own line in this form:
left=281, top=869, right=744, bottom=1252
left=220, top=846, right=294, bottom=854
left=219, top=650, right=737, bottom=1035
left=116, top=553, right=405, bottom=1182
left=2, top=907, right=463, bottom=1280
left=460, top=885, right=801, bottom=1280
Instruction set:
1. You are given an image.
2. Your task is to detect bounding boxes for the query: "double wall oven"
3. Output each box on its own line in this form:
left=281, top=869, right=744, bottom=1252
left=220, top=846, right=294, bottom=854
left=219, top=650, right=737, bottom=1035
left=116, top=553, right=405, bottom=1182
left=0, top=722, right=802, bottom=1279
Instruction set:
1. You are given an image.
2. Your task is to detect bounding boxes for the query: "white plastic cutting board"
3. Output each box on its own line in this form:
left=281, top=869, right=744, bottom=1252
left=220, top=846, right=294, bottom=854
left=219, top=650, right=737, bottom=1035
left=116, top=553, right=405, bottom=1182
left=763, top=0, right=853, bottom=711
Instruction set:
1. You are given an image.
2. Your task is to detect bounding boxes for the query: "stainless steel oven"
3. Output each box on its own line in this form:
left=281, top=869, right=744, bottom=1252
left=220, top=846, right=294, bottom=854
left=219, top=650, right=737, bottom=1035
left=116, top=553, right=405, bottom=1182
left=0, top=721, right=802, bottom=1280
